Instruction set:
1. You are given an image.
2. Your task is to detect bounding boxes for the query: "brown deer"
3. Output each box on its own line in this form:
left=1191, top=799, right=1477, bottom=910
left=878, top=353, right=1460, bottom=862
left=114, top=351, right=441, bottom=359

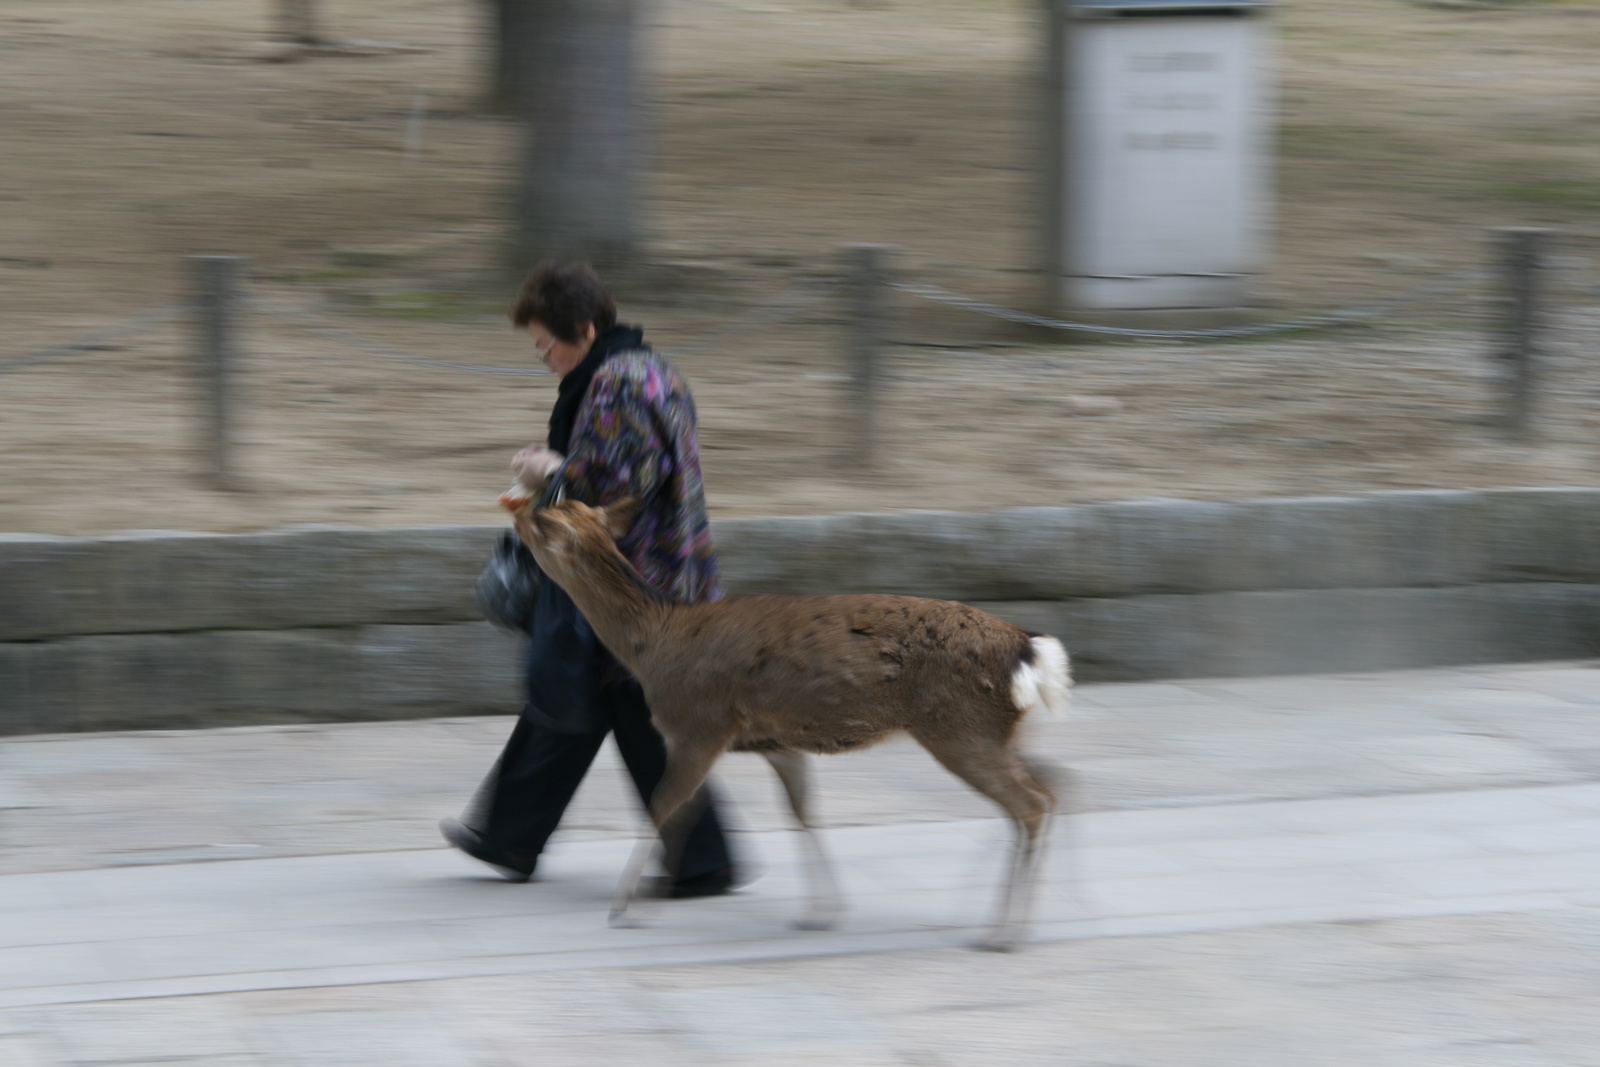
left=512, top=497, right=1071, bottom=950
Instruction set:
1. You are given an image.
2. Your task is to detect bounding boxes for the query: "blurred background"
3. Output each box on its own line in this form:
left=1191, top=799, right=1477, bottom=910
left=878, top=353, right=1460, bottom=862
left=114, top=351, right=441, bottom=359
left=5, top=6, right=1600, bottom=1065
left=4, top=0, right=1600, bottom=536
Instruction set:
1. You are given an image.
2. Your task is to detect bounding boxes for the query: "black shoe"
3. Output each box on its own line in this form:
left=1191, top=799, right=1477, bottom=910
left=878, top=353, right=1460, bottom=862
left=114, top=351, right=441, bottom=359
left=646, top=864, right=745, bottom=899
left=439, top=817, right=537, bottom=883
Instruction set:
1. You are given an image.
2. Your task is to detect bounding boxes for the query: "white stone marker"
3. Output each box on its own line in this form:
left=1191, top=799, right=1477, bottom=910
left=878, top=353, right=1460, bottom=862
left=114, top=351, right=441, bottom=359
left=1044, top=0, right=1273, bottom=312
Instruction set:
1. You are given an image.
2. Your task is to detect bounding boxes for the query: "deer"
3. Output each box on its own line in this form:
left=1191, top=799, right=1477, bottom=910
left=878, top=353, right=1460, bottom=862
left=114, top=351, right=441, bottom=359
left=511, top=497, right=1072, bottom=951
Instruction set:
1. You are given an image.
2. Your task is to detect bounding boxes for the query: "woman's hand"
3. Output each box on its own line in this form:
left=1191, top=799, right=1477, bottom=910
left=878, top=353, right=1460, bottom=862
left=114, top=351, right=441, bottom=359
left=511, top=446, right=564, bottom=492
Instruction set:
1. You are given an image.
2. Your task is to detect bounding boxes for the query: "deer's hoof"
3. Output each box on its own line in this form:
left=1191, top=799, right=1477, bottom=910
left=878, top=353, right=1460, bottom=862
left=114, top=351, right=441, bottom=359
left=791, top=915, right=837, bottom=932
left=608, top=908, right=645, bottom=929
left=974, top=936, right=1018, bottom=953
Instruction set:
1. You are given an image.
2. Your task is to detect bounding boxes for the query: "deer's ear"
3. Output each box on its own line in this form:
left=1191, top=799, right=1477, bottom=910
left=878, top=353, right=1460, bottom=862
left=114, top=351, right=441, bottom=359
left=600, top=496, right=644, bottom=540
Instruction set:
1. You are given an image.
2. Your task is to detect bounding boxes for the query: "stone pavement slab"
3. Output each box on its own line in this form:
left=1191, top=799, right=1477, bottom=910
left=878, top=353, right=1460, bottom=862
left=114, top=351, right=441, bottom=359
left=2, top=662, right=1597, bottom=877
left=2, top=662, right=1599, bottom=1065
left=3, top=780, right=1597, bottom=1011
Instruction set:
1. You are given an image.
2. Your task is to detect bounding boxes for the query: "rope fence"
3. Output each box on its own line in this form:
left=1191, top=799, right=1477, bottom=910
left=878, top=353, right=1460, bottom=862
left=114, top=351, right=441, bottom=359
left=0, top=226, right=1581, bottom=479
left=247, top=295, right=551, bottom=377
left=890, top=268, right=1484, bottom=342
left=0, top=304, right=191, bottom=373
left=245, top=279, right=839, bottom=375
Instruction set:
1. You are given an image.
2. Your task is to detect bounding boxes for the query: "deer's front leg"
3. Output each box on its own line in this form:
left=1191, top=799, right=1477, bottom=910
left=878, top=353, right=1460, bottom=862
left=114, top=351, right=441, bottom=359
left=608, top=835, right=663, bottom=928
left=609, top=735, right=725, bottom=927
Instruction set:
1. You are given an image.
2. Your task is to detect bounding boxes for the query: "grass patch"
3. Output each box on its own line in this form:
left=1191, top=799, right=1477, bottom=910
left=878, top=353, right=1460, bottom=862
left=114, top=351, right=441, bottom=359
left=1496, top=127, right=1590, bottom=146
left=360, top=290, right=501, bottom=320
left=1485, top=176, right=1600, bottom=211
left=264, top=269, right=362, bottom=284
left=329, top=249, right=408, bottom=270
left=1279, top=123, right=1438, bottom=161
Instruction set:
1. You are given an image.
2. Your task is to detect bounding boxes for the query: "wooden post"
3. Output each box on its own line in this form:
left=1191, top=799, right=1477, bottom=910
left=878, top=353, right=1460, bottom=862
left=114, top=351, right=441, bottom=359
left=403, top=86, right=429, bottom=168
left=274, top=0, right=320, bottom=45
left=192, top=255, right=244, bottom=487
left=1496, top=227, right=1548, bottom=439
left=842, top=244, right=892, bottom=467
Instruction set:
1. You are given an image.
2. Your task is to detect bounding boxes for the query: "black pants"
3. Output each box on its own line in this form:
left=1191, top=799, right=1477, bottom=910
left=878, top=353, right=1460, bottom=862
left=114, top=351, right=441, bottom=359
left=469, top=676, right=734, bottom=881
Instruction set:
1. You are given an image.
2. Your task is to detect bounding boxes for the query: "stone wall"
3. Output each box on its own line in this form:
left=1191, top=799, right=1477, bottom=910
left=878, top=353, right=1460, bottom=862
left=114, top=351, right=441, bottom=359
left=3, top=489, right=1597, bottom=735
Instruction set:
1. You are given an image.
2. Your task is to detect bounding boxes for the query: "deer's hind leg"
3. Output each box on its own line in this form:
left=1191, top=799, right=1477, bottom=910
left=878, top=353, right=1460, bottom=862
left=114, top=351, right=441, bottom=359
left=762, top=750, right=844, bottom=931
left=914, top=729, right=1055, bottom=952
left=610, top=729, right=729, bottom=926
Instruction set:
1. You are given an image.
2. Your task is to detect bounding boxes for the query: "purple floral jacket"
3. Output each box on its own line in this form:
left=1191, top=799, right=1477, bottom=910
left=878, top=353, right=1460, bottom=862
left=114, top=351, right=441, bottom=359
left=560, top=350, right=721, bottom=604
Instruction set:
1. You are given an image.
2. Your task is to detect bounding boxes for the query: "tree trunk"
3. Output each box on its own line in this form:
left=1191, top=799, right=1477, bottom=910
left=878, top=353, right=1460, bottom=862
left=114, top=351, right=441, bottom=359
left=484, top=0, right=533, bottom=116
left=507, top=0, right=641, bottom=275
left=274, top=0, right=320, bottom=45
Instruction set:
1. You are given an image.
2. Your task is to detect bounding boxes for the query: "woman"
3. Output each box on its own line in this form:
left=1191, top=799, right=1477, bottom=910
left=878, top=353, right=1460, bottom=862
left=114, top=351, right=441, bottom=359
left=441, top=263, right=740, bottom=896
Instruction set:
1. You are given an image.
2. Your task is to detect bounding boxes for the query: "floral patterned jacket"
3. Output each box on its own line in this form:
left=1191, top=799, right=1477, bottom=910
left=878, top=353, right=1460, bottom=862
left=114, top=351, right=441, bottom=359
left=559, top=350, right=721, bottom=605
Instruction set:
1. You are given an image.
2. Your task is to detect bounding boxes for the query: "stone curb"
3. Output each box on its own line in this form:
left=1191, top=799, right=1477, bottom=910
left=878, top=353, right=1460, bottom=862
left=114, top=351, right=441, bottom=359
left=2, top=490, right=1597, bottom=734
left=4, top=489, right=1597, bottom=644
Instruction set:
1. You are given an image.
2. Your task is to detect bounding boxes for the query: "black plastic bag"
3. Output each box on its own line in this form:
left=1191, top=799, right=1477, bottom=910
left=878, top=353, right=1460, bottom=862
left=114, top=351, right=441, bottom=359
left=473, top=530, right=541, bottom=634
left=477, top=472, right=610, bottom=734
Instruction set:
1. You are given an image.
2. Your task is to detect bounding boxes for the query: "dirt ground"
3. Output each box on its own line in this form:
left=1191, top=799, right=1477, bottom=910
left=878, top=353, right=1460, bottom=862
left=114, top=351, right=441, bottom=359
left=3, top=0, right=1600, bottom=535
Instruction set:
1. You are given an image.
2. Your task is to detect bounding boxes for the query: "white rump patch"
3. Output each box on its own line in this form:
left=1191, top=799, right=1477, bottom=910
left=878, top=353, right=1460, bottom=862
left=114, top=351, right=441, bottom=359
left=1009, top=636, right=1073, bottom=720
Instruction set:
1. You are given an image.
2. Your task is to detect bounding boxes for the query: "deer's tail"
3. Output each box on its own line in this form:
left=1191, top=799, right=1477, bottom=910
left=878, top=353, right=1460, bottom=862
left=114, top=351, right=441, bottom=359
left=1010, top=635, right=1073, bottom=721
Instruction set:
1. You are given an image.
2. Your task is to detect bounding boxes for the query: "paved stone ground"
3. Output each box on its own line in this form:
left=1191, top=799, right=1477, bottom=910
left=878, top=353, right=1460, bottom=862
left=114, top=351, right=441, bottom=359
left=1, top=662, right=1598, bottom=1065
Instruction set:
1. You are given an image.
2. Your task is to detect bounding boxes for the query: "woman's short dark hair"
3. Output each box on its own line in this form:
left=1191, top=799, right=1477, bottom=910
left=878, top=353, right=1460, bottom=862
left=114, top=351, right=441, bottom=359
left=510, top=263, right=617, bottom=341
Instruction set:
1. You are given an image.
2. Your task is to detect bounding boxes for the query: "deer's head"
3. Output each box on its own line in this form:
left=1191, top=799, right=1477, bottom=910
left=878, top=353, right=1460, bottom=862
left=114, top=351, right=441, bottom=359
left=514, top=497, right=643, bottom=588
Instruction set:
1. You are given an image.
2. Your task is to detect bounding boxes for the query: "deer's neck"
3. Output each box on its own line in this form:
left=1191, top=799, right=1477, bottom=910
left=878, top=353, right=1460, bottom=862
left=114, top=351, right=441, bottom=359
left=552, top=542, right=674, bottom=674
